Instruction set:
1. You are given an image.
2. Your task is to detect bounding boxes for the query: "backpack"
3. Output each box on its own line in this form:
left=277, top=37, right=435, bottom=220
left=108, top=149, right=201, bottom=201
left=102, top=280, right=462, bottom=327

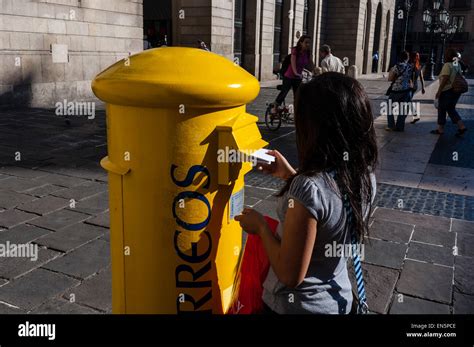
left=279, top=54, right=291, bottom=79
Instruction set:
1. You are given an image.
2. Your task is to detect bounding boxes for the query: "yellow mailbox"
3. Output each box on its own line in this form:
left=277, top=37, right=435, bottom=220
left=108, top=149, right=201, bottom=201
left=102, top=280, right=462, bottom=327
left=92, top=47, right=267, bottom=314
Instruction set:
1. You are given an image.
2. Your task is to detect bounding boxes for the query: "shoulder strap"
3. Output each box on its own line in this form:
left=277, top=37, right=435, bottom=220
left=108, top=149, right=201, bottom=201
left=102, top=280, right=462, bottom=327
left=329, top=171, right=368, bottom=314
left=342, top=193, right=368, bottom=314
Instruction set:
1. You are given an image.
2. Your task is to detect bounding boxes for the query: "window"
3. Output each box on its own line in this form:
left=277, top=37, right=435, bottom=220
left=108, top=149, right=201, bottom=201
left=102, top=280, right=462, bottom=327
left=273, top=0, right=284, bottom=71
left=452, top=15, right=465, bottom=32
left=234, top=0, right=246, bottom=66
left=303, top=0, right=309, bottom=35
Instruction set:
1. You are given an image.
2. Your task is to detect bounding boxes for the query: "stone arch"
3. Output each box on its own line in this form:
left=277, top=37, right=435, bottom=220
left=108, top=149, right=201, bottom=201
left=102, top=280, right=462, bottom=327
left=362, top=0, right=372, bottom=74
left=383, top=9, right=391, bottom=72
left=371, top=2, right=383, bottom=73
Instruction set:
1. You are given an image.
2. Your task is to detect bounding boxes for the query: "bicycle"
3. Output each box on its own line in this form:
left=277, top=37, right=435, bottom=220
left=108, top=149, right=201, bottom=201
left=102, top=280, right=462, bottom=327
left=264, top=69, right=313, bottom=131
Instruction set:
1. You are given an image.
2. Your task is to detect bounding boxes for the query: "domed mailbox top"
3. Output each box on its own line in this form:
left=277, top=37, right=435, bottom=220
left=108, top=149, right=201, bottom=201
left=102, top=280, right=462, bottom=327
left=92, top=47, right=260, bottom=109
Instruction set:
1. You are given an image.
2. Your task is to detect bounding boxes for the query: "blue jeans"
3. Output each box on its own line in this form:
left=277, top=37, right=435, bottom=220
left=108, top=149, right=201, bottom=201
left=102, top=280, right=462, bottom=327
left=438, top=89, right=462, bottom=126
left=387, top=90, right=411, bottom=131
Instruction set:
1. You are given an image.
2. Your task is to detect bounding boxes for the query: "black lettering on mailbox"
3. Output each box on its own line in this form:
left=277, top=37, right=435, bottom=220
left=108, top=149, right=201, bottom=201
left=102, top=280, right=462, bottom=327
left=176, top=291, right=212, bottom=314
left=176, top=262, right=212, bottom=288
left=174, top=231, right=212, bottom=263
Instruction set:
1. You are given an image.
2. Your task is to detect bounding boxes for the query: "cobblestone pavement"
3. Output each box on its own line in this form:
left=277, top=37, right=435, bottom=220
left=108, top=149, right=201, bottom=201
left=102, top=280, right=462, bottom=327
left=0, top=77, right=472, bottom=314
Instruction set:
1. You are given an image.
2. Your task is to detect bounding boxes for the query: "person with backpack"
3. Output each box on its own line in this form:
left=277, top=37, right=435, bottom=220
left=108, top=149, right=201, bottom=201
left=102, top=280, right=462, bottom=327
left=271, top=35, right=312, bottom=115
left=386, top=51, right=413, bottom=132
left=431, top=48, right=468, bottom=137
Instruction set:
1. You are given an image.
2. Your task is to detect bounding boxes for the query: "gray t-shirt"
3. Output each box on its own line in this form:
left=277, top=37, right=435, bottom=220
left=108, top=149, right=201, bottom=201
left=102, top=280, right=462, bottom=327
left=262, top=172, right=376, bottom=314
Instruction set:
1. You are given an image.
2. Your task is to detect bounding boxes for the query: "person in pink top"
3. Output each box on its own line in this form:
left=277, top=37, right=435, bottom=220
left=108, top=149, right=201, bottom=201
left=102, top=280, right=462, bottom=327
left=272, top=35, right=312, bottom=115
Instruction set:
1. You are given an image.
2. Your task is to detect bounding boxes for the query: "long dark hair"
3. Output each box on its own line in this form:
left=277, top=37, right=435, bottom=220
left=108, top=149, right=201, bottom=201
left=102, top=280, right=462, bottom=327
left=295, top=35, right=311, bottom=55
left=279, top=73, right=378, bottom=241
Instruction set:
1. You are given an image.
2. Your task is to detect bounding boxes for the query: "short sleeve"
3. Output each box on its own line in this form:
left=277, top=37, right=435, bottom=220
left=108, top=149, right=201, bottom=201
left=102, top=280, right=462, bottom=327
left=439, top=63, right=451, bottom=77
left=288, top=175, right=324, bottom=221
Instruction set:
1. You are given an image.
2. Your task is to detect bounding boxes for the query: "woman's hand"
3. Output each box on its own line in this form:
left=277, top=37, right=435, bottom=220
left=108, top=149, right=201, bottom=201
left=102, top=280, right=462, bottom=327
left=435, top=91, right=441, bottom=99
left=235, top=208, right=267, bottom=235
left=422, top=88, right=426, bottom=94
left=257, top=150, right=296, bottom=180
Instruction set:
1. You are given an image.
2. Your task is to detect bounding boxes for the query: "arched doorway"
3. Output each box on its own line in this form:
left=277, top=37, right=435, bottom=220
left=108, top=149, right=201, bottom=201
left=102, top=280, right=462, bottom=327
left=383, top=10, right=391, bottom=72
left=143, top=0, right=172, bottom=48
left=371, top=3, right=382, bottom=73
left=362, top=1, right=372, bottom=74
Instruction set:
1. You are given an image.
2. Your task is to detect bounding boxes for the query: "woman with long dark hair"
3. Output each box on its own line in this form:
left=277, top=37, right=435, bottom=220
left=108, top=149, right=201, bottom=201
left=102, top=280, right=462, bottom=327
left=271, top=35, right=312, bottom=114
left=236, top=73, right=378, bottom=314
left=409, top=51, right=425, bottom=124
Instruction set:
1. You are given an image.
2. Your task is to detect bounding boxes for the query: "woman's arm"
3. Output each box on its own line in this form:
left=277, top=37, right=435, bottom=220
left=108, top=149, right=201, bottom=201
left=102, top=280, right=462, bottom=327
left=291, top=53, right=300, bottom=77
left=436, top=75, right=449, bottom=99
left=260, top=201, right=317, bottom=288
left=420, top=68, right=425, bottom=91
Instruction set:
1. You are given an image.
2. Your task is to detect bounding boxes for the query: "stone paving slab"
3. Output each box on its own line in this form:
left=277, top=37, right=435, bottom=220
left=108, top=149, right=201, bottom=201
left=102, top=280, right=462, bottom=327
left=0, top=209, right=39, bottom=229
left=67, top=191, right=109, bottom=215
left=24, top=184, right=65, bottom=198
left=28, top=209, right=91, bottom=231
left=457, top=233, right=474, bottom=257
left=17, top=195, right=70, bottom=216
left=389, top=294, right=451, bottom=314
left=397, top=260, right=453, bottom=304
left=451, top=219, right=474, bottom=234
left=84, top=211, right=110, bottom=228
left=0, top=303, right=26, bottom=314
left=52, top=181, right=108, bottom=201
left=42, top=239, right=110, bottom=280
left=0, top=268, right=79, bottom=311
left=0, top=190, right=35, bottom=209
left=64, top=266, right=112, bottom=313
left=369, top=219, right=413, bottom=243
left=453, top=291, right=474, bottom=314
left=32, top=173, right=89, bottom=189
left=412, top=226, right=455, bottom=248
left=35, top=222, right=107, bottom=252
left=454, top=256, right=474, bottom=295
left=0, top=176, right=46, bottom=193
left=353, top=263, right=399, bottom=314
left=0, top=247, right=61, bottom=280
left=30, top=298, right=100, bottom=314
left=406, top=242, right=454, bottom=267
left=0, top=224, right=51, bottom=244
left=363, top=238, right=408, bottom=269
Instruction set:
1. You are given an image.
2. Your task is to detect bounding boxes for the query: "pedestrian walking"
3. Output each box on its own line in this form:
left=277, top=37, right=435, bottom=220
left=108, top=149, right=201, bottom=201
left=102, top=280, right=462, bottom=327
left=431, top=48, right=468, bottom=137
left=386, top=51, right=413, bottom=132
left=409, top=51, right=426, bottom=124
left=320, top=45, right=345, bottom=74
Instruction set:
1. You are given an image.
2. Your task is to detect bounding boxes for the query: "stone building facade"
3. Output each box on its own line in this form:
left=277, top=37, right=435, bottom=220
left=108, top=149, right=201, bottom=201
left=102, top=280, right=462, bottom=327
left=0, top=0, right=396, bottom=108
left=0, top=0, right=143, bottom=107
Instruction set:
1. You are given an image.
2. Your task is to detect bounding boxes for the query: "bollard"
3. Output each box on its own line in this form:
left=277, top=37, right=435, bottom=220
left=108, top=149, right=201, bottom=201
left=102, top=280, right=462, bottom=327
left=347, top=65, right=359, bottom=79
left=92, top=47, right=267, bottom=314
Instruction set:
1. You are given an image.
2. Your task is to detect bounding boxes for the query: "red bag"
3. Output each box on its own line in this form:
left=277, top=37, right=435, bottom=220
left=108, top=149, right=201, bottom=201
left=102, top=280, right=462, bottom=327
left=228, top=216, right=279, bottom=314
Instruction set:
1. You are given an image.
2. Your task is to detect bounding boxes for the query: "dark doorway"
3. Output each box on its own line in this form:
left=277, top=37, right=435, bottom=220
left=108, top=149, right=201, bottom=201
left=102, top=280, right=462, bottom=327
left=143, top=0, right=172, bottom=48
left=234, top=0, right=246, bottom=66
left=372, top=3, right=382, bottom=73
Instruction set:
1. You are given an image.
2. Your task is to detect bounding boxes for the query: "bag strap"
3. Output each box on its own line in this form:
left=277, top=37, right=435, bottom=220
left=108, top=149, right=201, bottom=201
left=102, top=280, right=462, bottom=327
left=330, top=171, right=368, bottom=314
left=342, top=193, right=369, bottom=314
